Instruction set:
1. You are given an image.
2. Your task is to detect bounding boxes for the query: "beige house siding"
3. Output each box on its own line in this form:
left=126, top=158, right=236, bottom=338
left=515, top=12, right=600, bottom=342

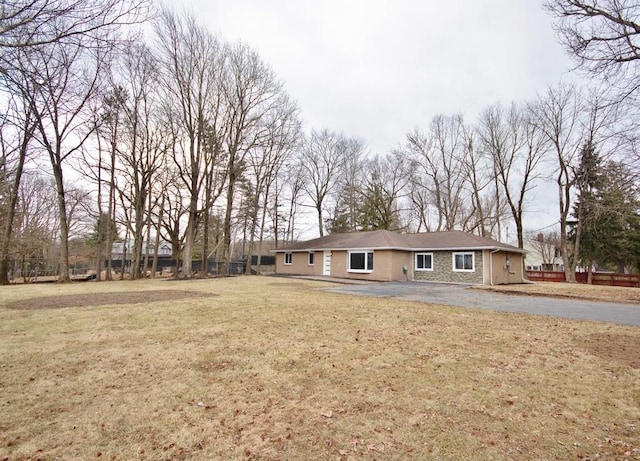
left=318, top=249, right=411, bottom=281
left=482, top=250, right=492, bottom=285
left=275, top=249, right=524, bottom=285
left=387, top=250, right=413, bottom=281
left=275, top=251, right=317, bottom=276
left=490, top=251, right=524, bottom=285
left=413, top=251, right=484, bottom=284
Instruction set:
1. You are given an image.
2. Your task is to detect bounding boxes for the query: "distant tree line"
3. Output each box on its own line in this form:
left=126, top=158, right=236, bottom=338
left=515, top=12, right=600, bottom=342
left=0, top=0, right=638, bottom=284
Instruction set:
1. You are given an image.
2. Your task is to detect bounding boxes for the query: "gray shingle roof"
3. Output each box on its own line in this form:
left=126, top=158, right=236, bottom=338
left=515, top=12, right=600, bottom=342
left=273, top=230, right=525, bottom=253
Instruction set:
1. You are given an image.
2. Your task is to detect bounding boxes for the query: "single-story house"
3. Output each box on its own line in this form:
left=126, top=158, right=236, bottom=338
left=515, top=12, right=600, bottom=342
left=272, top=229, right=526, bottom=285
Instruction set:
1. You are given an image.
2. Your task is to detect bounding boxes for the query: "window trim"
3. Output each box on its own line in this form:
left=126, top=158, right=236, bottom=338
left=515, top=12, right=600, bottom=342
left=284, top=252, right=292, bottom=265
left=347, top=250, right=374, bottom=273
left=415, top=252, right=434, bottom=271
left=452, top=251, right=475, bottom=272
left=308, top=251, right=315, bottom=266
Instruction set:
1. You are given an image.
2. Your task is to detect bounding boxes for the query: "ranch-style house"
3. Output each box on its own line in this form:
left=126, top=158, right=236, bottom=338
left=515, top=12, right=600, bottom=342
left=272, top=229, right=526, bottom=285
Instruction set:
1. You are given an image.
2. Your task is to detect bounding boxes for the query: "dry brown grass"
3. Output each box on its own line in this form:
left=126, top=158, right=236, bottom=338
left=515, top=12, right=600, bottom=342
left=476, top=281, right=640, bottom=304
left=0, top=277, right=639, bottom=460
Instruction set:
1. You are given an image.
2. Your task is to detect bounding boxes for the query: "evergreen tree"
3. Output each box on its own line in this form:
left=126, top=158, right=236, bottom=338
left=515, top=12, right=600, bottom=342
left=571, top=148, right=640, bottom=275
left=357, top=178, right=398, bottom=231
left=570, top=140, right=602, bottom=277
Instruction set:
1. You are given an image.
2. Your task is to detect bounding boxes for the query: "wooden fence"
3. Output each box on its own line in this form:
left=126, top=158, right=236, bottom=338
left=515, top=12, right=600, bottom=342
left=525, top=271, right=640, bottom=288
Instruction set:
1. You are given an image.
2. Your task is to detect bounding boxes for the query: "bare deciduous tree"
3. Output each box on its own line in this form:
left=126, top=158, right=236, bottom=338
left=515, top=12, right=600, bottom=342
left=155, top=8, right=223, bottom=277
left=403, top=114, right=473, bottom=232
left=477, top=103, right=549, bottom=248
left=300, top=129, right=350, bottom=237
left=459, top=127, right=493, bottom=236
left=244, top=96, right=300, bottom=273
left=0, top=0, right=149, bottom=49
left=219, top=42, right=289, bottom=274
left=8, top=39, right=111, bottom=281
left=530, top=84, right=583, bottom=281
left=545, top=0, right=640, bottom=101
left=357, top=153, right=409, bottom=231
left=1, top=0, right=148, bottom=283
left=113, top=43, right=165, bottom=279
left=10, top=173, right=57, bottom=281
left=0, top=90, right=36, bottom=284
left=327, top=138, right=366, bottom=234
left=270, top=160, right=305, bottom=245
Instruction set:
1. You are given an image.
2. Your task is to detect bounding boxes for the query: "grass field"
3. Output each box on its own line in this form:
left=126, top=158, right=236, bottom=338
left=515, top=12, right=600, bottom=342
left=477, top=281, right=640, bottom=304
left=1, top=277, right=639, bottom=460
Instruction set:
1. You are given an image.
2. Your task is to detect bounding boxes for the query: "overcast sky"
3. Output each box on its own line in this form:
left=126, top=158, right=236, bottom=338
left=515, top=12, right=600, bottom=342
left=182, top=0, right=577, bottom=236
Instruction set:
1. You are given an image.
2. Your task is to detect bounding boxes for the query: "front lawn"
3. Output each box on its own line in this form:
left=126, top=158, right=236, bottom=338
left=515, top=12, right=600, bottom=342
left=477, top=281, right=640, bottom=304
left=0, top=277, right=638, bottom=460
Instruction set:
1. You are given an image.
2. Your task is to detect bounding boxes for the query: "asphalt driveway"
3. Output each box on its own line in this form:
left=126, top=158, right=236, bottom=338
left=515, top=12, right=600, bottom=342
left=324, top=281, right=640, bottom=327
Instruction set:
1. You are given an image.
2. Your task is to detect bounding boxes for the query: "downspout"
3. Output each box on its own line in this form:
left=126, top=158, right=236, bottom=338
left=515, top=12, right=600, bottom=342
left=489, top=248, right=500, bottom=286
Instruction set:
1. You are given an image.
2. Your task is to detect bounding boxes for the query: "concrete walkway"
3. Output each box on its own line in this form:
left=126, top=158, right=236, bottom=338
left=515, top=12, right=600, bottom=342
left=324, top=281, right=640, bottom=327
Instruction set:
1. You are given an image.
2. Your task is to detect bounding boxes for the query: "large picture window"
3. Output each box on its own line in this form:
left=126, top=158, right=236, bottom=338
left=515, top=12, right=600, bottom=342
left=453, top=252, right=474, bottom=272
left=284, top=252, right=292, bottom=265
left=415, top=253, right=433, bottom=271
left=348, top=251, right=374, bottom=272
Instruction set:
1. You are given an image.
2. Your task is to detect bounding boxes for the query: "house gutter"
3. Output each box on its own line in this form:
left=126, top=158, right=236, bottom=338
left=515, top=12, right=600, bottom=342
left=489, top=248, right=500, bottom=286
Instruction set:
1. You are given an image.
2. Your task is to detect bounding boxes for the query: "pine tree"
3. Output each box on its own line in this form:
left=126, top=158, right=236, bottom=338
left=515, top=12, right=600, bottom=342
left=571, top=146, right=640, bottom=276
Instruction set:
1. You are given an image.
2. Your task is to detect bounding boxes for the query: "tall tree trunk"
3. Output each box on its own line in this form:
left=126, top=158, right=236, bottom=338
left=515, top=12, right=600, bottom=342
left=221, top=171, right=236, bottom=276
left=0, top=108, right=35, bottom=285
left=586, top=259, right=594, bottom=284
left=0, top=149, right=26, bottom=285
left=317, top=205, right=324, bottom=237
left=131, top=188, right=146, bottom=280
left=245, top=195, right=260, bottom=275
left=201, top=212, right=210, bottom=277
left=558, top=164, right=577, bottom=283
left=143, top=192, right=152, bottom=277
left=182, top=209, right=197, bottom=277
left=151, top=195, right=164, bottom=278
left=52, top=164, right=71, bottom=282
left=201, top=176, right=214, bottom=277
left=181, top=151, right=199, bottom=277
left=256, top=187, right=271, bottom=275
left=106, top=143, right=116, bottom=281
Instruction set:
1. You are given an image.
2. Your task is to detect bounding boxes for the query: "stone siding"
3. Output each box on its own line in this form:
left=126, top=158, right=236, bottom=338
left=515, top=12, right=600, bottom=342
left=413, top=251, right=484, bottom=284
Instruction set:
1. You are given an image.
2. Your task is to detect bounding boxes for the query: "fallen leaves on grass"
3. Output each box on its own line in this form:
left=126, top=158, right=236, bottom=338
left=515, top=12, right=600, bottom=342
left=0, top=276, right=639, bottom=461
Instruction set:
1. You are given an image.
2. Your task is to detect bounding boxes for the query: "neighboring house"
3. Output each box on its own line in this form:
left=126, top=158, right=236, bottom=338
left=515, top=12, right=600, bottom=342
left=273, top=229, right=526, bottom=285
left=111, top=241, right=173, bottom=260
left=522, top=239, right=562, bottom=271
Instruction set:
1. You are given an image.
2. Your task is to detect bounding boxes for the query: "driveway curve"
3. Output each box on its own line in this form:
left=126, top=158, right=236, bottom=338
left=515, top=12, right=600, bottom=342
left=324, top=282, right=640, bottom=327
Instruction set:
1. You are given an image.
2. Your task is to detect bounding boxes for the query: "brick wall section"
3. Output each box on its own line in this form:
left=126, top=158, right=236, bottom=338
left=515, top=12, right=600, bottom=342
left=413, top=251, right=484, bottom=284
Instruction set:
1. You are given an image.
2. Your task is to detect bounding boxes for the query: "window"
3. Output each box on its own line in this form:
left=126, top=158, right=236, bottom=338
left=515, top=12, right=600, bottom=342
left=415, top=253, right=433, bottom=271
left=284, top=252, right=292, bottom=265
left=348, top=251, right=374, bottom=272
left=308, top=252, right=315, bottom=265
left=453, top=252, right=474, bottom=272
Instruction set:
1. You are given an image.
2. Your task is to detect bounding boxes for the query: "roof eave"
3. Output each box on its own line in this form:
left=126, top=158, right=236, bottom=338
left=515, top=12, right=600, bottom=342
left=412, top=245, right=526, bottom=253
left=272, top=245, right=526, bottom=254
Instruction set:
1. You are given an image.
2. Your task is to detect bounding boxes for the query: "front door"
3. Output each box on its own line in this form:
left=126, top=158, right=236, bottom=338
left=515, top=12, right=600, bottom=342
left=323, top=251, right=331, bottom=276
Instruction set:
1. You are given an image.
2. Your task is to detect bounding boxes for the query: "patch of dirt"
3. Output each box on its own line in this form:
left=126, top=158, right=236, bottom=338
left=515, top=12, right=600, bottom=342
left=5, top=290, right=216, bottom=310
left=577, top=333, right=640, bottom=369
